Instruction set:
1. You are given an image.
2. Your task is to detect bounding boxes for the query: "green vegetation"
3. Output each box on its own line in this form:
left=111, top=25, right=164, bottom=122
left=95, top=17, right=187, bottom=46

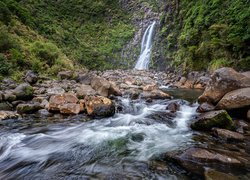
left=159, top=0, right=250, bottom=71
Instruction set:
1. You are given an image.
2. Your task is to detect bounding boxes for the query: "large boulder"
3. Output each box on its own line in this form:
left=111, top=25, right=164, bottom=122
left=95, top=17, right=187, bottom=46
left=59, top=103, right=81, bottom=114
left=16, top=103, right=42, bottom=114
left=0, top=111, right=19, bottom=120
left=0, top=102, right=13, bottom=111
left=84, top=95, right=115, bottom=118
left=25, top=70, right=38, bottom=84
left=57, top=71, right=73, bottom=80
left=76, top=85, right=96, bottom=99
left=191, top=110, right=234, bottom=131
left=48, top=93, right=79, bottom=112
left=142, top=90, right=170, bottom=99
left=213, top=128, right=245, bottom=141
left=13, top=83, right=34, bottom=100
left=198, top=68, right=250, bottom=104
left=216, top=88, right=250, bottom=110
left=3, top=92, right=16, bottom=102
left=196, top=102, right=215, bottom=113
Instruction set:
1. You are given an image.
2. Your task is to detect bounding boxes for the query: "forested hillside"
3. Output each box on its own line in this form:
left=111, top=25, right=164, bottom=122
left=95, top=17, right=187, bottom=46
left=0, top=0, right=249, bottom=81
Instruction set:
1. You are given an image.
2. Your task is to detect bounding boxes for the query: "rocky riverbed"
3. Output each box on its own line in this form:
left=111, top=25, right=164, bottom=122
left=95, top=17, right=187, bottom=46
left=0, top=68, right=250, bottom=179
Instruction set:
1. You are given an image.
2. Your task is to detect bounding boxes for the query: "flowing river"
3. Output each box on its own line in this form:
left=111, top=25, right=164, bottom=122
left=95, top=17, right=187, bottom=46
left=0, top=90, right=202, bottom=179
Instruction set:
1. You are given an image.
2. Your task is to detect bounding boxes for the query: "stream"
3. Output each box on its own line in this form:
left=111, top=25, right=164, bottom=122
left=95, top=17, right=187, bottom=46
left=0, top=89, right=202, bottom=179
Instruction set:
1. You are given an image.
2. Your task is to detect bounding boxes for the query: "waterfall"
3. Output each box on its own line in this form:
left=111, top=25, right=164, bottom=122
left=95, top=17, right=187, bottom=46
left=134, top=21, right=156, bottom=70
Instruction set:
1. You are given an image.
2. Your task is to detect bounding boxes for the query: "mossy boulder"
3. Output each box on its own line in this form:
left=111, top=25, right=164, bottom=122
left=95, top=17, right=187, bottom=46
left=16, top=103, right=42, bottom=114
left=191, top=110, right=234, bottom=131
left=14, top=83, right=34, bottom=100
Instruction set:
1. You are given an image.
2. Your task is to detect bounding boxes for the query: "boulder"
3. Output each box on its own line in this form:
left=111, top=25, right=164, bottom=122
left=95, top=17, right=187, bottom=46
left=59, top=103, right=81, bottom=114
left=196, top=102, right=215, bottom=113
left=204, top=169, right=238, bottom=180
left=47, top=87, right=65, bottom=95
left=76, top=85, right=96, bottom=99
left=25, top=70, right=38, bottom=84
left=84, top=95, right=115, bottom=118
left=143, top=84, right=157, bottom=91
left=0, top=91, right=3, bottom=102
left=191, top=110, right=234, bottom=131
left=57, top=71, right=73, bottom=80
left=0, top=102, right=13, bottom=111
left=16, top=103, right=42, bottom=114
left=142, top=90, right=170, bottom=99
left=48, top=93, right=79, bottom=112
left=213, top=128, right=245, bottom=141
left=247, top=109, right=250, bottom=121
left=3, top=92, right=16, bottom=102
left=216, top=88, right=250, bottom=110
left=13, top=83, right=34, bottom=100
left=91, top=76, right=111, bottom=97
left=166, top=102, right=180, bottom=113
left=76, top=73, right=93, bottom=85
left=0, top=111, right=19, bottom=120
left=198, top=68, right=250, bottom=104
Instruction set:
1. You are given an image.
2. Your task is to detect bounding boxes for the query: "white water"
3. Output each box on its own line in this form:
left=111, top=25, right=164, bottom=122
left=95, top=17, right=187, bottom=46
left=135, top=21, right=156, bottom=70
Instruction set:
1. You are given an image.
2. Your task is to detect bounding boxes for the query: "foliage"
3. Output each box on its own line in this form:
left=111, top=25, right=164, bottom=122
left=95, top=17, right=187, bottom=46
left=0, top=53, right=12, bottom=75
left=0, top=1, right=11, bottom=25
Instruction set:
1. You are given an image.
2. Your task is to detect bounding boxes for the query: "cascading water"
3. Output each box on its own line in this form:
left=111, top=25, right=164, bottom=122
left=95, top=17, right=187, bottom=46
left=134, top=21, right=156, bottom=70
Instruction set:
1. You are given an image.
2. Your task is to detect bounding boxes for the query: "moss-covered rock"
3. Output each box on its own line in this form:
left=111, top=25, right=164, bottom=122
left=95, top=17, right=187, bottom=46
left=191, top=110, right=234, bottom=131
left=14, top=83, right=34, bottom=100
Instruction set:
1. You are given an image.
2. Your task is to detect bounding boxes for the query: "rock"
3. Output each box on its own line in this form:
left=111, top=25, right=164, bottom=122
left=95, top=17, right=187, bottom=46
left=179, top=77, right=187, bottom=85
left=191, top=110, right=234, bottom=131
left=247, top=109, right=250, bottom=121
left=166, top=102, right=180, bottom=113
left=0, top=111, right=19, bottom=120
left=84, top=95, right=115, bottom=118
left=76, top=73, right=93, bottom=85
left=198, top=68, right=250, bottom=104
left=0, top=91, right=3, bottom=102
left=14, top=83, right=34, bottom=100
left=109, top=84, right=122, bottom=96
left=47, top=87, right=65, bottom=95
left=48, top=93, right=79, bottom=112
left=59, top=103, right=81, bottom=114
left=35, top=109, right=53, bottom=118
left=204, top=169, right=238, bottom=180
left=216, top=88, right=250, bottom=110
left=32, top=96, right=47, bottom=103
left=242, top=71, right=250, bottom=78
left=91, top=76, right=111, bottom=97
left=197, top=102, right=215, bottom=113
left=25, top=70, right=38, bottom=84
left=76, top=85, right=96, bottom=99
left=124, top=89, right=140, bottom=100
left=11, top=100, right=25, bottom=107
left=57, top=71, right=73, bottom=80
left=142, top=90, right=170, bottom=99
left=213, top=128, right=245, bottom=141
left=143, top=84, right=157, bottom=91
left=16, top=103, right=42, bottom=114
left=0, top=102, right=13, bottom=111
left=3, top=92, right=16, bottom=102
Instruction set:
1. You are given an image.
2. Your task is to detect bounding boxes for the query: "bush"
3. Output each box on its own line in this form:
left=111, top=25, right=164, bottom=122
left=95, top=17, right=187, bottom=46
left=0, top=26, right=16, bottom=52
left=0, top=53, right=12, bottom=75
left=0, top=1, right=11, bottom=25
left=10, top=49, right=28, bottom=69
left=30, top=41, right=59, bottom=67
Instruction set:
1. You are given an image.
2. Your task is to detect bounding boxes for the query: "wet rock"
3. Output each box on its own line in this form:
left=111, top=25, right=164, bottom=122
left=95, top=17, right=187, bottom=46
left=48, top=93, right=79, bottom=112
left=13, top=83, right=34, bottom=100
left=16, top=103, right=42, bottom=114
left=191, top=110, right=234, bottom=131
left=124, top=89, right=140, bottom=100
left=0, top=102, right=13, bottom=111
left=91, top=76, right=111, bottom=97
left=59, top=103, right=81, bottom=114
left=216, top=88, right=250, bottom=110
left=76, top=85, right=96, bottom=99
left=0, top=111, right=19, bottom=120
left=198, top=68, right=250, bottom=104
left=3, top=92, right=16, bottom=102
left=58, top=71, right=73, bottom=80
left=142, top=90, right=170, bottom=99
left=197, top=102, right=215, bottom=113
left=213, top=128, right=245, bottom=141
left=35, top=109, right=53, bottom=117
left=166, top=102, right=180, bottom=113
left=32, top=96, right=47, bottom=103
left=204, top=169, right=238, bottom=180
left=47, top=87, right=65, bottom=95
left=25, top=70, right=38, bottom=84
left=84, top=95, right=115, bottom=118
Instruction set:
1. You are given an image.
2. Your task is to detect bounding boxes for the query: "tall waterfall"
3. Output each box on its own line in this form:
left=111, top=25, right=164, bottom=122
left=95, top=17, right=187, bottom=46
left=134, top=21, right=156, bottom=70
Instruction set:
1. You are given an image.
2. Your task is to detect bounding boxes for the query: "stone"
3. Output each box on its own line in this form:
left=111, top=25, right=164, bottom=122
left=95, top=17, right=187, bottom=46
left=47, top=87, right=65, bottom=95
left=213, top=128, right=245, bottom=141
left=59, top=103, right=81, bottom=114
left=142, top=90, right=170, bottom=99
left=84, top=95, right=115, bottom=118
left=57, top=71, right=73, bottom=80
left=0, top=111, right=19, bottom=120
left=191, top=110, right=234, bottom=131
left=204, top=169, right=238, bottom=180
left=143, top=84, right=157, bottom=91
left=76, top=73, right=93, bottom=85
left=25, top=70, right=38, bottom=84
left=179, top=77, right=187, bottom=85
left=16, top=103, right=42, bottom=114
left=3, top=92, right=17, bottom=102
left=109, top=84, right=122, bottom=96
left=198, top=68, right=250, bottom=104
left=91, top=76, right=111, bottom=97
left=13, top=83, right=34, bottom=100
left=247, top=109, right=250, bottom=121
left=216, top=88, right=250, bottom=110
left=76, top=85, right=96, bottom=99
left=35, top=109, right=53, bottom=118
left=166, top=102, right=180, bottom=113
left=197, top=102, right=215, bottom=113
left=48, top=93, right=79, bottom=111
left=0, top=102, right=13, bottom=111
left=0, top=91, right=3, bottom=102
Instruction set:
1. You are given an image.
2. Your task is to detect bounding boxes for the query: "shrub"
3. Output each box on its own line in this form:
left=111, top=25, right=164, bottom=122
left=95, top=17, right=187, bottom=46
left=0, top=1, right=11, bottom=25
left=0, top=26, right=16, bottom=52
left=0, top=53, right=12, bottom=75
